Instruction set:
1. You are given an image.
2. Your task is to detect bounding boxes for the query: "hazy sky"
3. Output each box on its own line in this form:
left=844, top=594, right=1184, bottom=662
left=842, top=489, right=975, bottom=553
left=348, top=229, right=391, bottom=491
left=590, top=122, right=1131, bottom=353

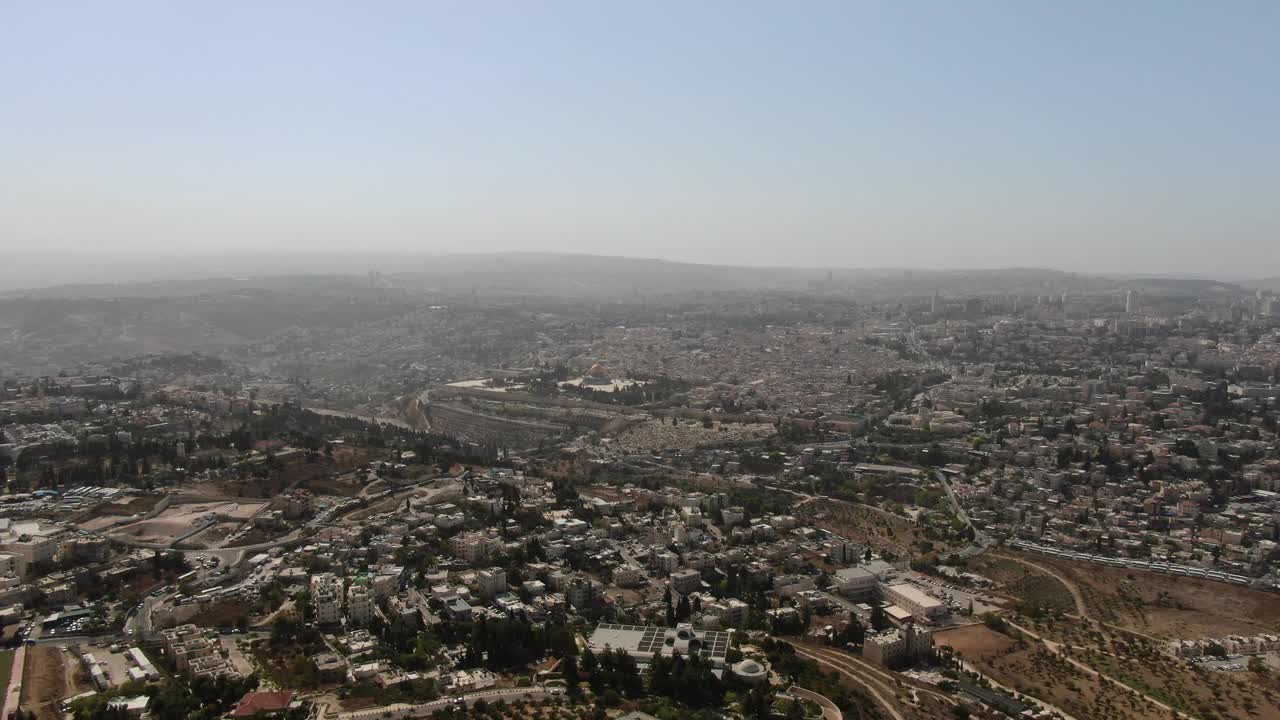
left=2, top=1, right=1277, bottom=276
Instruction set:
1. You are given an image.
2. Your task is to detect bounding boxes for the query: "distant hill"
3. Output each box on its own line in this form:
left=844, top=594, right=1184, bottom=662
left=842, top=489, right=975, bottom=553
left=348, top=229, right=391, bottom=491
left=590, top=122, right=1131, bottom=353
left=2, top=250, right=1269, bottom=300
left=0, top=252, right=1264, bottom=376
left=1247, top=277, right=1280, bottom=293
left=2, top=252, right=1259, bottom=302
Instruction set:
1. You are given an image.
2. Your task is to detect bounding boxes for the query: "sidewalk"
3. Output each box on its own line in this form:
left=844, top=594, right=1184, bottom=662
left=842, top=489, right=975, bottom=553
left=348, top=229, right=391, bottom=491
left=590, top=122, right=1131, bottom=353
left=2, top=646, right=26, bottom=720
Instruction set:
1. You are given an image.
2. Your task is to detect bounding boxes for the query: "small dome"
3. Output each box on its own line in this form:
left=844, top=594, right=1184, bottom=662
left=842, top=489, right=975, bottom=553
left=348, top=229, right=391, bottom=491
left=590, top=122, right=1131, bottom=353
left=731, top=659, right=768, bottom=682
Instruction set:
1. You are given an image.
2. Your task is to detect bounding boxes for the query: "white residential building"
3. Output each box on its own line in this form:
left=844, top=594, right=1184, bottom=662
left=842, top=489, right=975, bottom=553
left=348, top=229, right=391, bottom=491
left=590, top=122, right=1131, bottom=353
left=475, top=568, right=507, bottom=599
left=311, top=573, right=344, bottom=625
left=347, top=583, right=374, bottom=626
left=449, top=532, right=503, bottom=565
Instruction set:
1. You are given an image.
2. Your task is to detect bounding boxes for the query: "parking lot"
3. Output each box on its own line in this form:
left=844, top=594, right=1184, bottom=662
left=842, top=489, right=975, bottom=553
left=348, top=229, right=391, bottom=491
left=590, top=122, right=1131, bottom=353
left=900, top=570, right=1006, bottom=620
left=73, top=643, right=148, bottom=686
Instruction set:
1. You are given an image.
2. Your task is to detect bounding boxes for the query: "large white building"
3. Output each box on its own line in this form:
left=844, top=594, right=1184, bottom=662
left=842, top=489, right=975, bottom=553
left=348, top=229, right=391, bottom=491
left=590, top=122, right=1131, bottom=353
left=880, top=583, right=945, bottom=621
left=587, top=623, right=731, bottom=668
left=0, top=520, right=64, bottom=577
left=834, top=567, right=878, bottom=600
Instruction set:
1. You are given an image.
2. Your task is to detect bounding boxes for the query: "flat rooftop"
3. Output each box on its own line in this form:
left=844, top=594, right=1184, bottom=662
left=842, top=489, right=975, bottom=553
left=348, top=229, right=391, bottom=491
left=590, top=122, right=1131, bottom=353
left=885, top=605, right=913, bottom=621
left=588, top=623, right=731, bottom=661
left=885, top=583, right=944, bottom=609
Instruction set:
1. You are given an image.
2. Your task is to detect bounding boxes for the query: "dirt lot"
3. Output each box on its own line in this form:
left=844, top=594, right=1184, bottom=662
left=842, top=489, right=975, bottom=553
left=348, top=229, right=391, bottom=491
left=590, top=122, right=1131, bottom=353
left=71, top=495, right=165, bottom=531
left=1013, top=552, right=1280, bottom=638
left=299, top=475, right=366, bottom=497
left=935, top=623, right=1018, bottom=659
left=110, top=501, right=266, bottom=544
left=117, top=572, right=165, bottom=603
left=20, top=646, right=85, bottom=720
left=181, top=521, right=245, bottom=549
left=82, top=495, right=162, bottom=519
left=188, top=601, right=251, bottom=629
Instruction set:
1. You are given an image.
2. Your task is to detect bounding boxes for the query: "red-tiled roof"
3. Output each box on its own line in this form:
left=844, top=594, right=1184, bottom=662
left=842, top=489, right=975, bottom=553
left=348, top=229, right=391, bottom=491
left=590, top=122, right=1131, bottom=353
left=230, top=691, right=294, bottom=717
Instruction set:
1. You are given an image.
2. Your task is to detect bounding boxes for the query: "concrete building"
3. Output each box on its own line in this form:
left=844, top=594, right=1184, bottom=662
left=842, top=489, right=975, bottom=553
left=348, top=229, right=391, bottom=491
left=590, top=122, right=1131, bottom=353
left=449, top=531, right=502, bottom=565
left=835, top=567, right=878, bottom=600
left=346, top=583, right=373, bottom=627
left=703, top=598, right=749, bottom=628
left=0, top=520, right=64, bottom=577
left=566, top=577, right=602, bottom=610
left=863, top=624, right=934, bottom=667
left=879, top=583, right=945, bottom=621
left=311, top=573, right=344, bottom=625
left=161, top=624, right=239, bottom=679
left=475, top=567, right=507, bottom=599
left=612, top=564, right=646, bottom=588
left=652, top=550, right=679, bottom=574
left=669, top=568, right=702, bottom=596
left=587, top=622, right=731, bottom=668
left=720, top=507, right=746, bottom=528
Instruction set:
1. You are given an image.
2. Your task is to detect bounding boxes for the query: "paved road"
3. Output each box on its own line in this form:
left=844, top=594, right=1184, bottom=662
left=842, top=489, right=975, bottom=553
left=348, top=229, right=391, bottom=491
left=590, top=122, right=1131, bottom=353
left=329, top=687, right=563, bottom=720
left=796, top=642, right=956, bottom=708
left=933, top=470, right=988, bottom=557
left=790, top=645, right=905, bottom=720
left=789, top=686, right=842, bottom=720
